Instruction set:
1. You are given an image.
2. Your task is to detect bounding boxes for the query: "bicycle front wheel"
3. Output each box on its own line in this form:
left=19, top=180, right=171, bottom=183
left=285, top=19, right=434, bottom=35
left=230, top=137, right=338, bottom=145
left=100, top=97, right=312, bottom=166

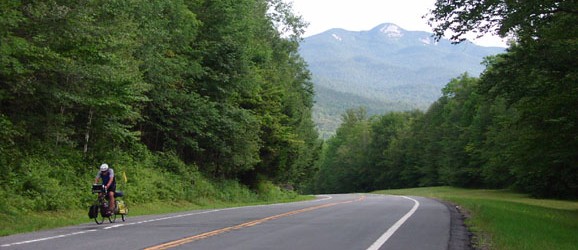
left=94, top=206, right=104, bottom=224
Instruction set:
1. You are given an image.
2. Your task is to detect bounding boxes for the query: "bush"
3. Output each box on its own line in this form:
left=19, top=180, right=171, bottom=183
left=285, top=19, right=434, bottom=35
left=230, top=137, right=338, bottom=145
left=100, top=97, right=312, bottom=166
left=256, top=180, right=298, bottom=201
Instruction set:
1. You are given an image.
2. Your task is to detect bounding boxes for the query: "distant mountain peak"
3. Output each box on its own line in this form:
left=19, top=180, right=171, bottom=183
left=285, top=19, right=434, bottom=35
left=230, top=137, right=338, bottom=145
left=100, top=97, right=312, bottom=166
left=377, top=23, right=403, bottom=38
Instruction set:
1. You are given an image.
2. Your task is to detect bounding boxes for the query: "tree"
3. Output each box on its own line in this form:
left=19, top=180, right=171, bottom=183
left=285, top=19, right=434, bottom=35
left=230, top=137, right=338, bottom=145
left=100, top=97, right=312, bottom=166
left=0, top=1, right=149, bottom=156
left=478, top=45, right=578, bottom=197
left=312, top=107, right=371, bottom=193
left=370, top=111, right=422, bottom=190
left=428, top=0, right=578, bottom=197
left=426, top=0, right=578, bottom=43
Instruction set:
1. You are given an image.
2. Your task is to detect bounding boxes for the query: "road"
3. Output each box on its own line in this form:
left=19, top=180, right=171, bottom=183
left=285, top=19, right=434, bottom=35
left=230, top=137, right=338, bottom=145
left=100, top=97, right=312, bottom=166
left=0, top=194, right=463, bottom=250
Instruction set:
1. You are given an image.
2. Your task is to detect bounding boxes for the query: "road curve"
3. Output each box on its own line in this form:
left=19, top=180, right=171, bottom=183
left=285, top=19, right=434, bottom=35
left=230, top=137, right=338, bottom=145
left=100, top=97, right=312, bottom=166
left=0, top=194, right=453, bottom=250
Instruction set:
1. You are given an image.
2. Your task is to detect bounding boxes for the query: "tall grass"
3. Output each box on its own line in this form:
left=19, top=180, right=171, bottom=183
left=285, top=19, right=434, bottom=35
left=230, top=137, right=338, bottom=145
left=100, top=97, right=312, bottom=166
left=374, top=187, right=578, bottom=250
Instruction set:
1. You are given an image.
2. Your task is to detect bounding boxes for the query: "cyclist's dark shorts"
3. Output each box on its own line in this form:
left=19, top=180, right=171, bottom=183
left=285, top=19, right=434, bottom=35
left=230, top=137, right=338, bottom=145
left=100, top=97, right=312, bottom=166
left=107, top=184, right=116, bottom=193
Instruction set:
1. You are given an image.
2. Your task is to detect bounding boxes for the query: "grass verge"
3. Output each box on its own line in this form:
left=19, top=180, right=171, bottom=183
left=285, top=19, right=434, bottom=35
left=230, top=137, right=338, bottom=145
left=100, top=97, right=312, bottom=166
left=0, top=195, right=314, bottom=237
left=373, top=187, right=578, bottom=250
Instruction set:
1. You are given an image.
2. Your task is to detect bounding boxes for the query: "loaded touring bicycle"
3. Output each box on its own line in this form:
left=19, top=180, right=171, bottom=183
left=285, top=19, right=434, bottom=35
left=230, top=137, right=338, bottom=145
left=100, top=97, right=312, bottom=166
left=88, top=184, right=128, bottom=224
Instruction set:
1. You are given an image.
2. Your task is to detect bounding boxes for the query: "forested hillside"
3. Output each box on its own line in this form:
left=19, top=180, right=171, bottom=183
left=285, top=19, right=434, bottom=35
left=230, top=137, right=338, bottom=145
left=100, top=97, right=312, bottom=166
left=310, top=0, right=578, bottom=198
left=0, top=0, right=320, bottom=215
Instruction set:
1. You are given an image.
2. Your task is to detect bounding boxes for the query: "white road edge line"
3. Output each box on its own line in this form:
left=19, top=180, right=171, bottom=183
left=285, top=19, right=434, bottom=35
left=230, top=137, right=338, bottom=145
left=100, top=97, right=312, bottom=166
left=1, top=230, right=98, bottom=247
left=366, top=196, right=420, bottom=250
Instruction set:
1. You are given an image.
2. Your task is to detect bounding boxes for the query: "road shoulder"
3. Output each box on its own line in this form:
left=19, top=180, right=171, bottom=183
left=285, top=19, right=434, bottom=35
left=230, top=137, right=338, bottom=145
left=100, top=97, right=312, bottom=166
left=441, top=200, right=475, bottom=250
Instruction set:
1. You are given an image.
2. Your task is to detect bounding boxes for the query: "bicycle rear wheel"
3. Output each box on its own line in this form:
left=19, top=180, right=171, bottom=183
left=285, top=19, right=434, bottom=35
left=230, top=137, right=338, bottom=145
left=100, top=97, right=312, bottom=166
left=117, top=200, right=127, bottom=221
left=121, top=203, right=128, bottom=221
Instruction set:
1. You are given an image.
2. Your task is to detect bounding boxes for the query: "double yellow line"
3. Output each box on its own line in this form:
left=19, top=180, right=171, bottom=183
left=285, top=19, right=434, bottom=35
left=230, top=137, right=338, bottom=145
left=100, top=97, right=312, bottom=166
left=145, top=196, right=365, bottom=250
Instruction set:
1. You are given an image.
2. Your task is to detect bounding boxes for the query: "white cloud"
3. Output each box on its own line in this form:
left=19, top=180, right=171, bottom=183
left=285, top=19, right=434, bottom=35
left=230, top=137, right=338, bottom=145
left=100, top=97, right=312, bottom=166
left=289, top=0, right=507, bottom=47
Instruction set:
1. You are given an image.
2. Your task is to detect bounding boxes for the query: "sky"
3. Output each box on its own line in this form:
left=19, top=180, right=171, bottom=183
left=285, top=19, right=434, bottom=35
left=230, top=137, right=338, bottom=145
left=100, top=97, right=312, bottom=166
left=289, top=0, right=508, bottom=47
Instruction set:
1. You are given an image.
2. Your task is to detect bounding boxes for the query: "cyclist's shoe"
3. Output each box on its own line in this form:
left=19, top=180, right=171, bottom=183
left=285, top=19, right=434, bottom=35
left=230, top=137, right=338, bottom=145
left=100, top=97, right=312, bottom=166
left=104, top=209, right=112, bottom=217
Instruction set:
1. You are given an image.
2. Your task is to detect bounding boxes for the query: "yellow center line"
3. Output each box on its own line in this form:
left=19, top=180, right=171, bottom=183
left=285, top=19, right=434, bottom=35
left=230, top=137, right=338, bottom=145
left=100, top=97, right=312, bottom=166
left=145, top=195, right=366, bottom=250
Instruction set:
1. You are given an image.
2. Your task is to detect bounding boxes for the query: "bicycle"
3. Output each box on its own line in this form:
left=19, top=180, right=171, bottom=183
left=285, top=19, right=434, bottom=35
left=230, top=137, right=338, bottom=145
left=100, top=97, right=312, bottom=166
left=89, top=184, right=128, bottom=224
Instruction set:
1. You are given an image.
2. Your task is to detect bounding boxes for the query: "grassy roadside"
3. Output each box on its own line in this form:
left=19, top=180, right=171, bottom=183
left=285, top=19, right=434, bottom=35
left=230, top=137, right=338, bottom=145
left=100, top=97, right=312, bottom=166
left=0, top=195, right=314, bottom=237
left=373, top=187, right=578, bottom=250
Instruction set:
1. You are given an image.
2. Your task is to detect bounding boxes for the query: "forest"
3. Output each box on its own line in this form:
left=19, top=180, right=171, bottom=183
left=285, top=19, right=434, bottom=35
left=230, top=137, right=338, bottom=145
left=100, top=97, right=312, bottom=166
left=0, top=0, right=321, bottom=214
left=311, top=0, right=578, bottom=198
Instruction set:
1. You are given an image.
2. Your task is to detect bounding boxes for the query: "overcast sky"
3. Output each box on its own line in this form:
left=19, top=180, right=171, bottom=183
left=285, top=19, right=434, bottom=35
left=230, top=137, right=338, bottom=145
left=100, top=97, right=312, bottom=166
left=289, top=0, right=507, bottom=47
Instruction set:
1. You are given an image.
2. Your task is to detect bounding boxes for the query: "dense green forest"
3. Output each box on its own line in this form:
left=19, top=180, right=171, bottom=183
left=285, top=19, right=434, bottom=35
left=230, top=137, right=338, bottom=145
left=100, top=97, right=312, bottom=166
left=311, top=0, right=578, bottom=198
left=0, top=0, right=321, bottom=214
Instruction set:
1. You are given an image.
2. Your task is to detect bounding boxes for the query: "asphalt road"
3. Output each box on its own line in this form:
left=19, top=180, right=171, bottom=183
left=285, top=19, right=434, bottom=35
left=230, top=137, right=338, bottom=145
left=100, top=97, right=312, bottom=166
left=0, top=194, right=460, bottom=250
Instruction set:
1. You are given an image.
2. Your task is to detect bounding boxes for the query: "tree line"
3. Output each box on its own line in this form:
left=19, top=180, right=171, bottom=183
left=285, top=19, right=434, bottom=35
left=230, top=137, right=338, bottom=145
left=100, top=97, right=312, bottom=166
left=0, top=0, right=320, bottom=213
left=310, top=0, right=577, bottom=198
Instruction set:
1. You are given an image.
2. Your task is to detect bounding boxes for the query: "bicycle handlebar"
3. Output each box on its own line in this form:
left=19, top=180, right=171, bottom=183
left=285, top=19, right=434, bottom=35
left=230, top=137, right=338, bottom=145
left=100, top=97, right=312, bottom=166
left=92, top=184, right=107, bottom=193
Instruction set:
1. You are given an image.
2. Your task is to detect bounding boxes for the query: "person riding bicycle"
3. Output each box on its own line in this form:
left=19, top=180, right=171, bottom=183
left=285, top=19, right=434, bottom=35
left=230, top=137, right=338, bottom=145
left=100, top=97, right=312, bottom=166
left=94, top=163, right=116, bottom=215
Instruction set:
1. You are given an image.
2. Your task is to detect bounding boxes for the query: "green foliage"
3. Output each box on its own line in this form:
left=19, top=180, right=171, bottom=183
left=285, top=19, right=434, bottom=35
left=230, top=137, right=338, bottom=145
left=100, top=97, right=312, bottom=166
left=314, top=0, right=578, bottom=199
left=255, top=179, right=298, bottom=201
left=5, top=154, right=89, bottom=213
left=311, top=108, right=421, bottom=193
left=0, top=164, right=310, bottom=236
left=316, top=69, right=577, bottom=198
left=316, top=109, right=419, bottom=193
left=0, top=0, right=320, bottom=227
left=370, top=110, right=424, bottom=189
left=424, top=1, right=578, bottom=197
left=426, top=0, right=577, bottom=43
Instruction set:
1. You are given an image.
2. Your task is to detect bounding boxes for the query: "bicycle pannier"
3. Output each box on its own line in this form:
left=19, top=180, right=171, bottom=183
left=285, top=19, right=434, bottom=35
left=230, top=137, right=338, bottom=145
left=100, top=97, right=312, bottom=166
left=117, top=200, right=127, bottom=214
left=88, top=205, right=98, bottom=218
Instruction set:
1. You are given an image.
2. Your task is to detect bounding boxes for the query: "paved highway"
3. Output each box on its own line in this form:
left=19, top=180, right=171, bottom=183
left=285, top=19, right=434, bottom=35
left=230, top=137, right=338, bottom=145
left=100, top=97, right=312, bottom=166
left=0, top=194, right=462, bottom=250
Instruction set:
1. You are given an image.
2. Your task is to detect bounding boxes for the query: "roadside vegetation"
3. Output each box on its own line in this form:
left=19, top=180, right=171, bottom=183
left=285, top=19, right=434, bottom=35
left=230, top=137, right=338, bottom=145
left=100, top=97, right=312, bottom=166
left=375, top=187, right=578, bottom=250
left=0, top=166, right=312, bottom=236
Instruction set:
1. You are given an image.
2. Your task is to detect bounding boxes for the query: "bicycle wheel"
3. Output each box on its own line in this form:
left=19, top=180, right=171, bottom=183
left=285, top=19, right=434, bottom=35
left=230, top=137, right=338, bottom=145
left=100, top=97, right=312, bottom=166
left=108, top=211, right=116, bottom=223
left=94, top=206, right=104, bottom=225
left=121, top=203, right=127, bottom=222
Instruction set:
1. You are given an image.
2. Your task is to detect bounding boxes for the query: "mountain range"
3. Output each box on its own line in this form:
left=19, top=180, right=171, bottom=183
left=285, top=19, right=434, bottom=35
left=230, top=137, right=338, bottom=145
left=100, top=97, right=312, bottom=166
left=299, top=23, right=505, bottom=137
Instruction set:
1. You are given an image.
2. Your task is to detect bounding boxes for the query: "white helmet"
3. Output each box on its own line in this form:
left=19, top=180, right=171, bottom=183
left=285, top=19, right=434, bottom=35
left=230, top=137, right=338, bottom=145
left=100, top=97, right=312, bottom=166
left=100, top=163, right=109, bottom=172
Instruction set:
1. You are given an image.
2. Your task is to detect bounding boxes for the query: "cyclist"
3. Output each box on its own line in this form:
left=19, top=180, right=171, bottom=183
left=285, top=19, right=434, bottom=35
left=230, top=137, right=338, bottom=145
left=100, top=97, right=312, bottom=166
left=94, top=163, right=116, bottom=215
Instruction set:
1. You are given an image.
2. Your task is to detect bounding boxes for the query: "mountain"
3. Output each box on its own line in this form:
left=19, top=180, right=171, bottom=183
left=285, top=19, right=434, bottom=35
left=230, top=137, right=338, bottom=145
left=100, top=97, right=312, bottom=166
left=299, top=23, right=505, bottom=137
